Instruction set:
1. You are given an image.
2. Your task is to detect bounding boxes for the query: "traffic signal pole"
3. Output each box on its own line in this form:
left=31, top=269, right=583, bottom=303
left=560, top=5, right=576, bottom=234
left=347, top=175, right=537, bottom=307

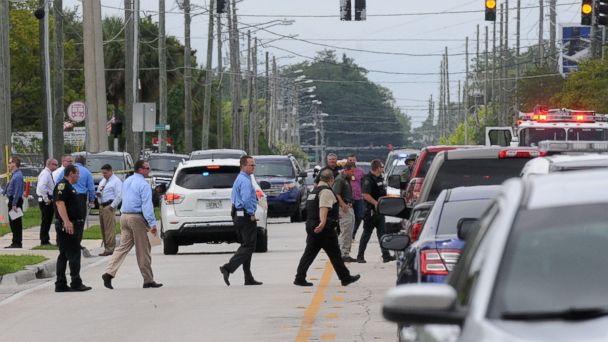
left=0, top=0, right=10, bottom=175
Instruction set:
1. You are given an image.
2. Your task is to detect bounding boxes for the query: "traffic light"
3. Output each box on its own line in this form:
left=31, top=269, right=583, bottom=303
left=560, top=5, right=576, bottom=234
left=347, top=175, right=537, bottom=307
left=217, top=0, right=227, bottom=14
left=340, top=0, right=352, bottom=21
left=485, top=0, right=497, bottom=21
left=355, top=0, right=366, bottom=21
left=597, top=0, right=608, bottom=25
left=582, top=0, right=593, bottom=25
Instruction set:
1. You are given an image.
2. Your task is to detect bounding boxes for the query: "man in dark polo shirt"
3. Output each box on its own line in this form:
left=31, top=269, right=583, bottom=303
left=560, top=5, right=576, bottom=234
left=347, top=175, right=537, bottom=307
left=333, top=162, right=356, bottom=262
left=54, top=165, right=91, bottom=292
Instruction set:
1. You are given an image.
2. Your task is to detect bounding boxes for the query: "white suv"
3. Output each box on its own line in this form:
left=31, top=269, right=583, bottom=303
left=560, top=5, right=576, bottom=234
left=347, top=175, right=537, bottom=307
left=160, top=159, right=268, bottom=255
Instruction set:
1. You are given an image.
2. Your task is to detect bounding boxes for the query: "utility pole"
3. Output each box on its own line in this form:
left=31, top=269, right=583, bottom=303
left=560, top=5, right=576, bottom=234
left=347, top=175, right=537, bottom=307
left=538, top=0, right=544, bottom=65
left=227, top=0, right=237, bottom=148
left=53, top=0, right=65, bottom=157
left=516, top=0, right=521, bottom=112
left=252, top=38, right=259, bottom=154
left=83, top=0, right=109, bottom=152
left=183, top=0, right=192, bottom=152
left=549, top=0, right=556, bottom=67
left=216, top=11, right=223, bottom=148
left=271, top=57, right=277, bottom=146
left=265, top=51, right=269, bottom=140
left=202, top=0, right=215, bottom=149
left=504, top=0, right=509, bottom=122
left=0, top=0, right=11, bottom=174
left=499, top=3, right=504, bottom=124
left=231, top=0, right=243, bottom=149
left=444, top=47, right=451, bottom=133
left=476, top=24, right=480, bottom=74
left=465, top=36, right=469, bottom=145
left=492, top=18, right=497, bottom=119
left=438, top=59, right=444, bottom=138
left=38, top=0, right=49, bottom=160
left=41, top=0, right=53, bottom=159
left=158, top=0, right=167, bottom=153
left=124, top=0, right=135, bottom=156
left=247, top=30, right=254, bottom=152
left=485, top=25, right=489, bottom=114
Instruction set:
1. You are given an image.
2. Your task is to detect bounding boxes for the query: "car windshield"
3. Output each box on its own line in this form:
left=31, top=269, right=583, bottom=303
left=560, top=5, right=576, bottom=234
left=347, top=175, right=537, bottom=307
left=148, top=157, right=183, bottom=172
left=567, top=128, right=608, bottom=141
left=174, top=166, right=240, bottom=189
left=390, top=164, right=408, bottom=177
left=86, top=156, right=125, bottom=173
left=520, top=128, right=566, bottom=147
left=487, top=203, right=608, bottom=318
left=255, top=160, right=295, bottom=178
left=429, top=158, right=528, bottom=201
left=418, top=152, right=438, bottom=178
left=436, top=199, right=492, bottom=235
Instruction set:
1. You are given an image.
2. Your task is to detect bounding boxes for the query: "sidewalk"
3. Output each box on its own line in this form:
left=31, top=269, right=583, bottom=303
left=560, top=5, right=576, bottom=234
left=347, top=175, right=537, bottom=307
left=0, top=214, right=107, bottom=290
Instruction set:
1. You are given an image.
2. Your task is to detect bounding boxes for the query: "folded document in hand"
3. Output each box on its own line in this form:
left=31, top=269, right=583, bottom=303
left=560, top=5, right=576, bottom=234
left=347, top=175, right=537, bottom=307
left=9, top=208, right=23, bottom=221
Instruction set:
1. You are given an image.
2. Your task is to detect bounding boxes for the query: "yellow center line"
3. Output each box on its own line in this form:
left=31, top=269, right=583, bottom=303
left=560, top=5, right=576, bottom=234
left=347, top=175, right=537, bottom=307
left=294, top=260, right=334, bottom=342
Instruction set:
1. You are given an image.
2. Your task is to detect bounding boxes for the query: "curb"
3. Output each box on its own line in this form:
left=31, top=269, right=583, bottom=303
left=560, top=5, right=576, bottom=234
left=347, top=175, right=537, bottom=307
left=0, top=247, right=98, bottom=287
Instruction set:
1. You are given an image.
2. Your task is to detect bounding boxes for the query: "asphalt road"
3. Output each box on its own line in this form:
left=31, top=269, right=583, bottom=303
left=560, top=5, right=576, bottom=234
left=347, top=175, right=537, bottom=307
left=0, top=219, right=396, bottom=342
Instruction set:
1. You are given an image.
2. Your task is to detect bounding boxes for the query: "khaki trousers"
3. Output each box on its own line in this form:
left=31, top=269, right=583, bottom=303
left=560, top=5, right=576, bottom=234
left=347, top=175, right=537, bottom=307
left=104, top=214, right=154, bottom=283
left=338, top=206, right=355, bottom=257
left=99, top=205, right=116, bottom=253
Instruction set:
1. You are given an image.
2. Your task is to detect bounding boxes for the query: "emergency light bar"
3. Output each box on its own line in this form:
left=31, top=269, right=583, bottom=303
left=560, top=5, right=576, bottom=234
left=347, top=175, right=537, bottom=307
left=538, top=140, right=608, bottom=154
left=518, top=108, right=608, bottom=123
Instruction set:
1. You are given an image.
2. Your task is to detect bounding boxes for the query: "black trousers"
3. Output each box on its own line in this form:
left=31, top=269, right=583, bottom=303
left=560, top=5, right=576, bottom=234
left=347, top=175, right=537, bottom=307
left=39, top=201, right=54, bottom=244
left=8, top=197, right=23, bottom=246
left=357, top=212, right=391, bottom=260
left=295, top=224, right=351, bottom=282
left=224, top=216, right=257, bottom=280
left=55, top=220, right=85, bottom=287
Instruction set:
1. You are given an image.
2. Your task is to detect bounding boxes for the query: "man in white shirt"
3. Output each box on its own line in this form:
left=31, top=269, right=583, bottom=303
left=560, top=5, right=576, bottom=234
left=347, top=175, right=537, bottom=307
left=97, top=164, right=122, bottom=256
left=53, top=155, right=73, bottom=183
left=37, top=158, right=58, bottom=245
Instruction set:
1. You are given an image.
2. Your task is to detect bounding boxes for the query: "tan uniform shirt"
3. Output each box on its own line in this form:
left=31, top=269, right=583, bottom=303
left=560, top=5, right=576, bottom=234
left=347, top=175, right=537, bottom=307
left=318, top=181, right=337, bottom=208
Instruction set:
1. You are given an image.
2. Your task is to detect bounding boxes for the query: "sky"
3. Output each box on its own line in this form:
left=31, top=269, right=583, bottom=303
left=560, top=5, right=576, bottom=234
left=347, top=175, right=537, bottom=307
left=64, top=0, right=583, bottom=127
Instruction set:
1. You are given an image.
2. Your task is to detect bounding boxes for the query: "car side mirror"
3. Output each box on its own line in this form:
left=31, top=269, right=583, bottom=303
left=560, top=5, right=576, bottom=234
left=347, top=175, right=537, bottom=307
left=383, top=283, right=465, bottom=325
left=377, top=196, right=411, bottom=219
left=299, top=171, right=308, bottom=178
left=259, top=181, right=271, bottom=190
left=457, top=218, right=480, bottom=241
left=387, top=175, right=401, bottom=189
left=380, top=234, right=410, bottom=251
left=155, top=183, right=167, bottom=195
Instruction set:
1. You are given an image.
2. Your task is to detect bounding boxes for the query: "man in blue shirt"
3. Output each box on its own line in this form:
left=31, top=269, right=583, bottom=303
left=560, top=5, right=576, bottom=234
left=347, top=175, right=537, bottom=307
left=55, top=155, right=95, bottom=214
left=220, top=155, right=262, bottom=286
left=5, top=156, right=25, bottom=248
left=102, top=160, right=162, bottom=289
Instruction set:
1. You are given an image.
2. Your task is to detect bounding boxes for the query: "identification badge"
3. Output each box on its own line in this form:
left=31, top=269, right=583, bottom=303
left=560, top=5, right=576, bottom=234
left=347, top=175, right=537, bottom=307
left=236, top=211, right=245, bottom=217
left=307, top=194, right=317, bottom=200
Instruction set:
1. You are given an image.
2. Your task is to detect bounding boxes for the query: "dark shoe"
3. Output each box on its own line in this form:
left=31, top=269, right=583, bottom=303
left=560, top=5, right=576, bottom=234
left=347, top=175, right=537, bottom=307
left=98, top=251, right=113, bottom=256
left=341, top=274, right=361, bottom=286
left=219, top=266, right=230, bottom=286
left=55, top=285, right=72, bottom=292
left=342, top=256, right=357, bottom=263
left=102, top=273, right=114, bottom=289
left=71, top=284, right=92, bottom=292
left=5, top=244, right=22, bottom=249
left=383, top=255, right=396, bottom=263
left=356, top=258, right=367, bottom=263
left=293, top=278, right=313, bottom=287
left=41, top=242, right=52, bottom=246
left=244, top=279, right=263, bottom=286
left=143, top=282, right=163, bottom=288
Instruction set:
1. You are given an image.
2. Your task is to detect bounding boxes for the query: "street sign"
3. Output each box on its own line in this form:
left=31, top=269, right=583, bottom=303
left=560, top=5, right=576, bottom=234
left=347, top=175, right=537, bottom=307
left=67, top=101, right=86, bottom=123
left=132, top=102, right=156, bottom=132
left=155, top=124, right=170, bottom=131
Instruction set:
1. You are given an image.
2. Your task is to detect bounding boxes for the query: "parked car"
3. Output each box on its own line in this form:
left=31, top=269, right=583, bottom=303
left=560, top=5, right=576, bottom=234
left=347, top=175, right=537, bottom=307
left=189, top=149, right=246, bottom=161
left=383, top=169, right=608, bottom=341
left=160, top=159, right=269, bottom=255
left=147, top=153, right=189, bottom=206
left=254, top=155, right=308, bottom=222
left=380, top=185, right=499, bottom=286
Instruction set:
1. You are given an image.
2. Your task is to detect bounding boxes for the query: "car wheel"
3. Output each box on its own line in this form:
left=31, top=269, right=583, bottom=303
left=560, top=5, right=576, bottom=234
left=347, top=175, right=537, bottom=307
left=255, top=228, right=268, bottom=253
left=163, top=234, right=179, bottom=255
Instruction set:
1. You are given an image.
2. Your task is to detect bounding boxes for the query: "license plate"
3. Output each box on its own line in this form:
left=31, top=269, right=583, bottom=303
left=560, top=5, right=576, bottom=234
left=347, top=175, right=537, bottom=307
left=205, top=200, right=223, bottom=209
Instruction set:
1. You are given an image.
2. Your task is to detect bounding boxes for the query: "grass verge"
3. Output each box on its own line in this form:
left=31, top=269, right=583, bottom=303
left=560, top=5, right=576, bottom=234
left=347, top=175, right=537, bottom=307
left=0, top=206, right=42, bottom=237
left=83, top=223, right=121, bottom=240
left=32, top=244, right=59, bottom=251
left=0, top=255, right=48, bottom=276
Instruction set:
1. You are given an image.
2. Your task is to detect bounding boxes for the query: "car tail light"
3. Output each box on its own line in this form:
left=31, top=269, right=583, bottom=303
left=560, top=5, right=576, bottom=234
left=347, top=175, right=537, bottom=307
left=164, top=193, right=184, bottom=204
left=409, top=222, right=424, bottom=242
left=405, top=177, right=424, bottom=206
left=420, top=249, right=461, bottom=276
left=499, top=149, right=546, bottom=158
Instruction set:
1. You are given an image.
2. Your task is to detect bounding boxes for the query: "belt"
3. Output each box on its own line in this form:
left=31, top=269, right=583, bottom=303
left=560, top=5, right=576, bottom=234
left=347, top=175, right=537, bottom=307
left=100, top=200, right=114, bottom=207
left=122, top=212, right=143, bottom=215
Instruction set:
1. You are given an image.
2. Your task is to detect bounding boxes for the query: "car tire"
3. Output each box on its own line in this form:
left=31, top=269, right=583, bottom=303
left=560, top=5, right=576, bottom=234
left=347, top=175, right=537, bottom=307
left=255, top=228, right=268, bottom=253
left=163, top=234, right=179, bottom=255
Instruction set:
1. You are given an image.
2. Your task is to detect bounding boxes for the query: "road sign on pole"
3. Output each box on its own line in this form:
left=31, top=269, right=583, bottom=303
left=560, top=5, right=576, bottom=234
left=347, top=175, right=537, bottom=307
left=132, top=102, right=156, bottom=132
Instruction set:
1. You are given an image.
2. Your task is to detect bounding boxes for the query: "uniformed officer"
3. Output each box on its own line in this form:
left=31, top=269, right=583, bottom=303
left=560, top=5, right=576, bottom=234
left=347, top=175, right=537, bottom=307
left=220, top=155, right=262, bottom=286
left=54, top=164, right=91, bottom=292
left=400, top=154, right=417, bottom=186
left=356, top=159, right=395, bottom=263
left=294, top=169, right=360, bottom=287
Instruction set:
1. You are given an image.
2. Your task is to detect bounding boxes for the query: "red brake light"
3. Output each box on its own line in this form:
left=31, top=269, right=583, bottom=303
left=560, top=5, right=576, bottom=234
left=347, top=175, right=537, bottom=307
left=499, top=149, right=546, bottom=158
left=420, top=249, right=461, bottom=276
left=410, top=222, right=423, bottom=242
left=165, top=193, right=184, bottom=204
left=207, top=166, right=220, bottom=170
left=576, top=114, right=585, bottom=121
